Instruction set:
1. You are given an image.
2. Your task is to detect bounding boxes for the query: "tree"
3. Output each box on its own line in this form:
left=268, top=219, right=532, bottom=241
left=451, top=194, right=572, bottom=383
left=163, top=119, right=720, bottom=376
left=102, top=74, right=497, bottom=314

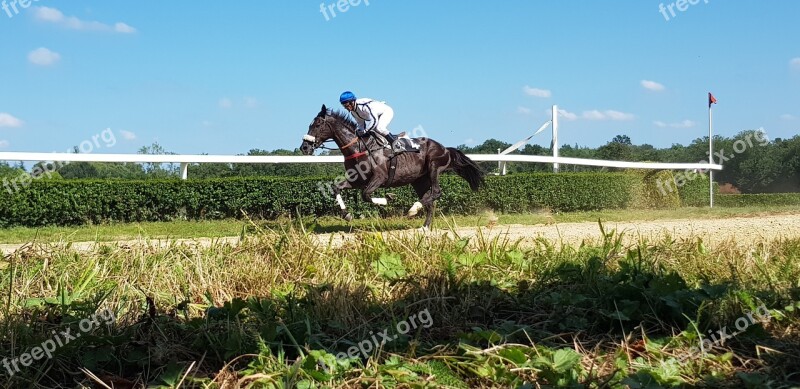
left=138, top=142, right=179, bottom=178
left=0, top=162, right=24, bottom=178
left=457, top=139, right=513, bottom=174
left=631, top=144, right=660, bottom=162
left=612, top=135, right=632, bottom=145
left=597, top=135, right=633, bottom=162
left=58, top=162, right=99, bottom=179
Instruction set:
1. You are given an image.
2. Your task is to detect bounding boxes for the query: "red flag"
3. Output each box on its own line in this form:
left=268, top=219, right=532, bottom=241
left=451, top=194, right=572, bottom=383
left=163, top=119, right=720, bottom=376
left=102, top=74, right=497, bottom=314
left=708, top=92, right=717, bottom=108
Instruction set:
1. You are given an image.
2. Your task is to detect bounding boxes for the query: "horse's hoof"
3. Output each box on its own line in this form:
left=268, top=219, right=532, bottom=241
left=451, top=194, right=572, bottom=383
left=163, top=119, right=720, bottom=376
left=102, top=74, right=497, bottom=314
left=343, top=213, right=353, bottom=222
left=418, top=226, right=430, bottom=233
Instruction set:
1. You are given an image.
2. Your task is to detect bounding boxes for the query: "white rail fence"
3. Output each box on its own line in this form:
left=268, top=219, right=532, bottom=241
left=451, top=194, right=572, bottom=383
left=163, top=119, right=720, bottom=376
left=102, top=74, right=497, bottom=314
left=0, top=151, right=722, bottom=180
left=0, top=105, right=724, bottom=204
left=0, top=103, right=723, bottom=179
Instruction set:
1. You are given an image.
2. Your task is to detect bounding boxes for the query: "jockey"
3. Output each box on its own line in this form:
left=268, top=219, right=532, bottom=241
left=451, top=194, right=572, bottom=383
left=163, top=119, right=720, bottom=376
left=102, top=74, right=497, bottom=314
left=339, top=91, right=398, bottom=146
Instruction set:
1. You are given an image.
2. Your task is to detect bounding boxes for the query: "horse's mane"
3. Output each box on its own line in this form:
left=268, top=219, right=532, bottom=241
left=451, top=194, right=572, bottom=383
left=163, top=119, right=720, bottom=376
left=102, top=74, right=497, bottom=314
left=328, top=109, right=357, bottom=131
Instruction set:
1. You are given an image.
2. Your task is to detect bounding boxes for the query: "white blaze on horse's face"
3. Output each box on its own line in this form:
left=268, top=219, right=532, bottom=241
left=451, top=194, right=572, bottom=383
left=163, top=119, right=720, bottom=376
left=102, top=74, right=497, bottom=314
left=303, top=135, right=317, bottom=143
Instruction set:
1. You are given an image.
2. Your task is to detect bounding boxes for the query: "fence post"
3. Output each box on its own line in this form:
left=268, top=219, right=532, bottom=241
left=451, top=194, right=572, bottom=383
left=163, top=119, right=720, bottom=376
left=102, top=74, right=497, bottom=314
left=498, top=148, right=507, bottom=176
left=180, top=163, right=189, bottom=180
left=552, top=105, right=559, bottom=173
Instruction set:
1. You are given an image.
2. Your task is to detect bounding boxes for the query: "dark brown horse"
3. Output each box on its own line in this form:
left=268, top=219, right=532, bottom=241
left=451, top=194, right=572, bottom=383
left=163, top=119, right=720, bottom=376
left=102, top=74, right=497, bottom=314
left=300, top=104, right=484, bottom=229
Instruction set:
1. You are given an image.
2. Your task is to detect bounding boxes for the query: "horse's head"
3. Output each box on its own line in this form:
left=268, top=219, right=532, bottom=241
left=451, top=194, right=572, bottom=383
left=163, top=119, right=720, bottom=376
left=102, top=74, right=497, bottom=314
left=300, top=104, right=337, bottom=155
left=301, top=104, right=359, bottom=155
left=300, top=104, right=344, bottom=155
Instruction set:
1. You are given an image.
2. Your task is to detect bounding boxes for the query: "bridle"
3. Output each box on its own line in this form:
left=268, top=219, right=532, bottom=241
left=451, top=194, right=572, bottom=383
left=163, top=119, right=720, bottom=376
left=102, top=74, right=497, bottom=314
left=304, top=116, right=382, bottom=160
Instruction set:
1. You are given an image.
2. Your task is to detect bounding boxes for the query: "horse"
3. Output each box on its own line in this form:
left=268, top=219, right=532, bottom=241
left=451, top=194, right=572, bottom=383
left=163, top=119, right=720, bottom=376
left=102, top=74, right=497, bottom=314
left=300, top=104, right=484, bottom=230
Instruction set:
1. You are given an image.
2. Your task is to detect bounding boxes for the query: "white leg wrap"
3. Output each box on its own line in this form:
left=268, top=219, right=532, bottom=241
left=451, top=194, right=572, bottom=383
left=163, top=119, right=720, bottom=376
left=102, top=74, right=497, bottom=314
left=336, top=194, right=346, bottom=210
left=408, top=201, right=423, bottom=216
left=371, top=197, right=388, bottom=206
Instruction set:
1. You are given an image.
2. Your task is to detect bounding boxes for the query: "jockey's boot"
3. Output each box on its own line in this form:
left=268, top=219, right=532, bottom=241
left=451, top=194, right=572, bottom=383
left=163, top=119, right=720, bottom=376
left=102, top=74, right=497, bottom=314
left=383, top=133, right=398, bottom=149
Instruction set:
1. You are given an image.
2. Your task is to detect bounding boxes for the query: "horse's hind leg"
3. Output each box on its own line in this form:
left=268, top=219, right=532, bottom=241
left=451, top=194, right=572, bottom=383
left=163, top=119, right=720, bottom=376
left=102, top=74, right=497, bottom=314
left=411, top=179, right=435, bottom=230
left=409, top=178, right=429, bottom=217
left=427, top=154, right=451, bottom=202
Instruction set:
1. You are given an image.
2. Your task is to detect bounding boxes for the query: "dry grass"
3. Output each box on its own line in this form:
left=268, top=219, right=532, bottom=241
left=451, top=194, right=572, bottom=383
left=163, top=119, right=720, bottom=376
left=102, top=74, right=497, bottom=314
left=1, top=222, right=799, bottom=387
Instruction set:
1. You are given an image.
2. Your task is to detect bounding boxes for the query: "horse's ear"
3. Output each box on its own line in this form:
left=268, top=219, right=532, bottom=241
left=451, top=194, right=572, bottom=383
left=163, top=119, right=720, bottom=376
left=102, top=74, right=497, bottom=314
left=319, top=104, right=328, bottom=117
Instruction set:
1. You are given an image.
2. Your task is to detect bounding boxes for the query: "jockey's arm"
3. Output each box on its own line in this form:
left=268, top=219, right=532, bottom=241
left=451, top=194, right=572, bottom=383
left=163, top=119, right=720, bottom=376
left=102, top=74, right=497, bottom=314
left=359, top=102, right=378, bottom=133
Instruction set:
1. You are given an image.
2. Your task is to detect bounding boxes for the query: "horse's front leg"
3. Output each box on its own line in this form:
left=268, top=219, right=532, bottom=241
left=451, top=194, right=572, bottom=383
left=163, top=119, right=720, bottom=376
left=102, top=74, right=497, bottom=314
left=330, top=179, right=354, bottom=222
left=360, top=173, right=389, bottom=206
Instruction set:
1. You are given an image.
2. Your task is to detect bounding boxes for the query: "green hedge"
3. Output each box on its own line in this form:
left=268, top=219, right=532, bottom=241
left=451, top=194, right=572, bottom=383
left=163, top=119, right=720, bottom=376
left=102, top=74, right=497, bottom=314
left=716, top=193, right=800, bottom=207
left=677, top=172, right=719, bottom=207
left=625, top=170, right=681, bottom=209
left=0, top=173, right=642, bottom=228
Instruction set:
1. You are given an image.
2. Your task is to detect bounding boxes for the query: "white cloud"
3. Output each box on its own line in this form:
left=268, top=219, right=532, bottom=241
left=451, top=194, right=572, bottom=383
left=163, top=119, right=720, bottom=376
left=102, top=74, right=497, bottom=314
left=34, top=6, right=137, bottom=34
left=28, top=47, right=61, bottom=66
left=781, top=114, right=796, bottom=121
left=791, top=58, right=800, bottom=70
left=0, top=113, right=23, bottom=128
left=605, top=110, right=635, bottom=121
left=0, top=140, right=9, bottom=149
left=641, top=80, right=666, bottom=91
left=557, top=109, right=578, bottom=121
left=119, top=130, right=137, bottom=140
left=672, top=119, right=695, bottom=128
left=219, top=98, right=233, bottom=109
left=517, top=106, right=532, bottom=115
left=34, top=6, right=64, bottom=22
left=654, top=120, right=696, bottom=128
left=244, top=97, right=259, bottom=109
left=582, top=110, right=635, bottom=121
left=114, top=23, right=137, bottom=34
left=582, top=110, right=606, bottom=120
left=523, top=85, right=552, bottom=98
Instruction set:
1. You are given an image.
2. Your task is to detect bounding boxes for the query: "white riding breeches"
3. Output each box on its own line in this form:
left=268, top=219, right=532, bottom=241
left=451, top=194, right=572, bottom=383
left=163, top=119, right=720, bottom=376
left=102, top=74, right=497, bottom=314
left=374, top=106, right=394, bottom=136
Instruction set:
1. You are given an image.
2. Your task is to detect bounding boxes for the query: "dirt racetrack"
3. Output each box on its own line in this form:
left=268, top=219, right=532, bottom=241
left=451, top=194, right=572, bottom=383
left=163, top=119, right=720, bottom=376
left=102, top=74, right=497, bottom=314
left=447, top=212, right=800, bottom=248
left=3, top=212, right=800, bottom=255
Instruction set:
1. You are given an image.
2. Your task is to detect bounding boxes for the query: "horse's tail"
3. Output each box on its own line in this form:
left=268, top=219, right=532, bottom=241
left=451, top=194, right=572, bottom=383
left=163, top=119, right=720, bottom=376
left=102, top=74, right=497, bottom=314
left=446, top=147, right=484, bottom=191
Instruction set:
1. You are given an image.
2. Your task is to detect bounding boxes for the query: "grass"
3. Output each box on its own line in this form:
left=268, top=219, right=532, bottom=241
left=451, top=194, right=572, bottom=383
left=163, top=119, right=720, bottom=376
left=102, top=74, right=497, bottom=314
left=1, top=205, right=799, bottom=245
left=1, top=219, right=799, bottom=388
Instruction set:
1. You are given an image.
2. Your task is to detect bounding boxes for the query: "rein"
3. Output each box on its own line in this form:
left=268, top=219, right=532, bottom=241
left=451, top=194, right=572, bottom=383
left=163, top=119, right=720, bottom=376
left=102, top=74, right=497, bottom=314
left=308, top=118, right=386, bottom=161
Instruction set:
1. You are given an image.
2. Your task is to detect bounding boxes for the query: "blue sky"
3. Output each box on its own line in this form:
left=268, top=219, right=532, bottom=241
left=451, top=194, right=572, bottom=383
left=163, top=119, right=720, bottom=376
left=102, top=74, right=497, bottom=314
left=1, top=1, right=799, bottom=156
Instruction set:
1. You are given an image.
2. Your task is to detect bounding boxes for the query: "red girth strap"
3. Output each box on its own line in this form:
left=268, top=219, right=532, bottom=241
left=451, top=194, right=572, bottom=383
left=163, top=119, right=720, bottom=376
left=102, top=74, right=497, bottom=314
left=344, top=151, right=367, bottom=161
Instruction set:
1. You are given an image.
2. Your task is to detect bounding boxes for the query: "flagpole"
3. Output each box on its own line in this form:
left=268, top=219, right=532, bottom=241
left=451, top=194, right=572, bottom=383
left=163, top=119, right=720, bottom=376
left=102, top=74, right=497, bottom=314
left=708, top=97, right=714, bottom=208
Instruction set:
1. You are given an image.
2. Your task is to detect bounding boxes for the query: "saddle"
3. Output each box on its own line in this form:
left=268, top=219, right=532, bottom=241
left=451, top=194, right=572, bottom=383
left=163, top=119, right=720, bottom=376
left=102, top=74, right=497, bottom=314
left=387, top=132, right=422, bottom=154
left=371, top=132, right=422, bottom=187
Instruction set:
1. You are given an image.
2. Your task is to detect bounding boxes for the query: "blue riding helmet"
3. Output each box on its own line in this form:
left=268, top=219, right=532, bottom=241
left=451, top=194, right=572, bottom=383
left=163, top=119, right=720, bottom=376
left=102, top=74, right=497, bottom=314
left=339, top=91, right=356, bottom=104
